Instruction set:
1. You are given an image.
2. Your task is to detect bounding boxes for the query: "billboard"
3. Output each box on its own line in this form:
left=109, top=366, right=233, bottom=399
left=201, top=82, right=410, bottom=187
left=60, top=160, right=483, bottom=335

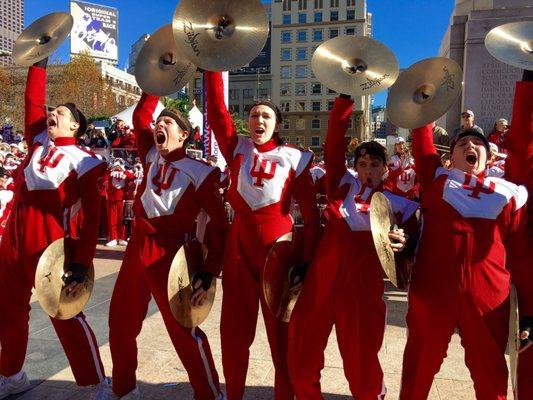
left=70, top=1, right=118, bottom=63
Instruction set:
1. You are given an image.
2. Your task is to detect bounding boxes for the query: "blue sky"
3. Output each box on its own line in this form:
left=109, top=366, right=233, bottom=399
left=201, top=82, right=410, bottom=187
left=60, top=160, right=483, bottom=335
left=25, top=0, right=454, bottom=106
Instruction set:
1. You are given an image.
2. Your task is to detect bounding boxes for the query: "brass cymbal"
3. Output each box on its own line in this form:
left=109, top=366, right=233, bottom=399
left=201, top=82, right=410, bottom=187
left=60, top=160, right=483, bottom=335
left=370, top=192, right=398, bottom=288
left=35, top=238, right=95, bottom=320
left=485, top=21, right=533, bottom=70
left=262, top=233, right=298, bottom=323
left=311, top=35, right=399, bottom=96
left=172, top=0, right=269, bottom=71
left=386, top=57, right=463, bottom=129
left=12, top=12, right=73, bottom=66
left=168, top=242, right=216, bottom=328
left=508, top=285, right=520, bottom=390
left=135, top=24, right=196, bottom=96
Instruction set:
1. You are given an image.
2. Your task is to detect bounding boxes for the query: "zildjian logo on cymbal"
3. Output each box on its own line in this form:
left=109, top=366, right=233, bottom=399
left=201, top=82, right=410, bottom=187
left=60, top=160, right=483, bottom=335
left=183, top=20, right=200, bottom=56
left=360, top=74, right=389, bottom=91
left=173, top=63, right=193, bottom=87
left=441, top=66, right=455, bottom=92
left=178, top=276, right=185, bottom=303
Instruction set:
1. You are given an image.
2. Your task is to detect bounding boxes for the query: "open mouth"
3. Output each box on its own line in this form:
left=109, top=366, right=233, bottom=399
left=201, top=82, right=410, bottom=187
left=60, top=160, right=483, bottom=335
left=156, top=132, right=166, bottom=145
left=47, top=118, right=57, bottom=128
left=255, top=128, right=265, bottom=135
left=466, top=153, right=477, bottom=166
left=366, top=177, right=372, bottom=185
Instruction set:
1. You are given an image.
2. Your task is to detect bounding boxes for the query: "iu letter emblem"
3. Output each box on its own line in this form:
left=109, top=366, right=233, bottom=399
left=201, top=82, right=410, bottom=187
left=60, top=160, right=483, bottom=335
left=38, top=147, right=64, bottom=173
left=461, top=174, right=495, bottom=199
left=152, top=163, right=178, bottom=195
left=250, top=155, right=278, bottom=187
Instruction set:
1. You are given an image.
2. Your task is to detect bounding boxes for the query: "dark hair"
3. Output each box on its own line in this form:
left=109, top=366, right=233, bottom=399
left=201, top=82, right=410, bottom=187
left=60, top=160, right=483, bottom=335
left=0, top=167, right=9, bottom=178
left=58, top=103, right=87, bottom=138
left=353, top=141, right=387, bottom=165
left=249, top=101, right=283, bottom=125
left=450, top=129, right=489, bottom=153
left=157, top=107, right=194, bottom=145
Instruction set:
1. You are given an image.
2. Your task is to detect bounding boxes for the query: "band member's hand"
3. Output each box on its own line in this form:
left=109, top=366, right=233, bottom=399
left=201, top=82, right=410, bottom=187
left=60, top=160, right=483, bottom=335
left=191, top=271, right=213, bottom=307
left=519, top=316, right=533, bottom=353
left=289, top=262, right=309, bottom=291
left=389, top=225, right=407, bottom=253
left=62, top=263, right=89, bottom=298
left=33, top=57, right=49, bottom=69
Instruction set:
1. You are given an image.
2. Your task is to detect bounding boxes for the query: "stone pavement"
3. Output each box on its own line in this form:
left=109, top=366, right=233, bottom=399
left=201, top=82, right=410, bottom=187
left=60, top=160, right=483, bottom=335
left=9, top=244, right=514, bottom=400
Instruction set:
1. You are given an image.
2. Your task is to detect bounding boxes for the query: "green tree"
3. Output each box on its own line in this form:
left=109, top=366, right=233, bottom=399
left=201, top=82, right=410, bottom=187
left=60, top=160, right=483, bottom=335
left=232, top=113, right=249, bottom=135
left=161, top=95, right=191, bottom=118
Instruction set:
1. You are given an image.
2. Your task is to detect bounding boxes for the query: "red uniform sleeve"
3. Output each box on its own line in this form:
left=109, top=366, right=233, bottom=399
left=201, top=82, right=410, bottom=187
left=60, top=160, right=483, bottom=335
left=73, top=163, right=106, bottom=266
left=204, top=71, right=238, bottom=163
left=411, top=124, right=441, bottom=187
left=24, top=66, right=48, bottom=146
left=293, top=157, right=320, bottom=263
left=324, top=97, right=353, bottom=195
left=133, top=92, right=159, bottom=164
left=197, top=169, right=229, bottom=276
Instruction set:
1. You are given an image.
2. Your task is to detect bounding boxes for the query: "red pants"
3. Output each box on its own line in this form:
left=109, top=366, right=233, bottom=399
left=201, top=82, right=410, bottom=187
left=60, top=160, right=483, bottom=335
left=400, top=286, right=509, bottom=400
left=108, top=227, right=221, bottom=399
left=0, top=204, right=105, bottom=385
left=288, top=227, right=386, bottom=400
left=221, top=216, right=293, bottom=400
left=107, top=200, right=125, bottom=241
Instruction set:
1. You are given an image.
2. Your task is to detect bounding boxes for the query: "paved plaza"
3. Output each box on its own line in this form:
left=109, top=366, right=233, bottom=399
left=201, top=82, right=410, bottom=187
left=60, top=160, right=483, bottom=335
left=9, top=244, right=514, bottom=399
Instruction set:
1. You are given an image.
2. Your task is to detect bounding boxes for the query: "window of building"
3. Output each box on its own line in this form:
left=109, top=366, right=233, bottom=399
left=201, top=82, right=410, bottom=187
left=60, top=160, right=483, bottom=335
left=312, top=29, right=323, bottom=42
left=230, top=105, right=240, bottom=114
left=347, top=0, right=356, bottom=6
left=281, top=48, right=292, bottom=61
left=296, top=118, right=306, bottom=130
left=281, top=31, right=292, bottom=43
left=283, top=14, right=291, bottom=24
left=296, top=102, right=306, bottom=112
left=229, top=89, right=238, bottom=100
left=329, top=28, right=339, bottom=39
left=311, top=119, right=321, bottom=130
left=330, top=0, right=339, bottom=7
left=280, top=83, right=291, bottom=96
left=295, top=83, right=306, bottom=96
left=295, top=136, right=305, bottom=146
left=194, top=78, right=201, bottom=88
left=243, top=89, right=253, bottom=99
left=330, top=10, right=339, bottom=21
left=314, top=0, right=323, bottom=8
left=311, top=82, right=322, bottom=94
left=327, top=100, right=335, bottom=110
left=296, top=65, right=307, bottom=78
left=312, top=101, right=321, bottom=111
left=258, top=88, right=268, bottom=98
left=346, top=26, right=356, bottom=36
left=281, top=66, right=292, bottom=78
left=348, top=118, right=353, bottom=129
left=283, top=0, right=292, bottom=11
left=298, top=13, right=307, bottom=24
left=297, top=30, right=308, bottom=42
left=283, top=119, right=290, bottom=130
left=311, top=136, right=321, bottom=146
left=314, top=11, right=323, bottom=22
left=347, top=9, right=355, bottom=20
left=298, top=0, right=307, bottom=10
left=296, top=47, right=307, bottom=60
left=281, top=101, right=291, bottom=112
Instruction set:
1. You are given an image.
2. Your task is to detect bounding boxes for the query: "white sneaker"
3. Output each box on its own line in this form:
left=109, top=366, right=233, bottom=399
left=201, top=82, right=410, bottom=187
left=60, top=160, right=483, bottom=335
left=90, top=378, right=117, bottom=400
left=121, top=386, right=140, bottom=399
left=105, top=239, right=117, bottom=247
left=0, top=371, right=30, bottom=399
left=117, top=239, right=128, bottom=246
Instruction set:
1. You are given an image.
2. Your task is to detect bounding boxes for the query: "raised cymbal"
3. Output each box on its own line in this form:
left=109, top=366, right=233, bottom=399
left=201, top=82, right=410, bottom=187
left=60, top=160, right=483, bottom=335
left=12, top=12, right=73, bottom=66
left=135, top=24, right=196, bottom=96
left=35, top=238, right=95, bottom=320
left=369, top=192, right=398, bottom=288
left=168, top=242, right=216, bottom=328
left=311, top=35, right=399, bottom=97
left=485, top=21, right=533, bottom=70
left=386, top=57, right=463, bottom=129
left=172, top=0, right=269, bottom=71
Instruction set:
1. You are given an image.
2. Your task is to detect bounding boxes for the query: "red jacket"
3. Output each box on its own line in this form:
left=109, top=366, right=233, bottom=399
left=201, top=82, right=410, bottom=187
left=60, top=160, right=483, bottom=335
left=103, top=167, right=134, bottom=202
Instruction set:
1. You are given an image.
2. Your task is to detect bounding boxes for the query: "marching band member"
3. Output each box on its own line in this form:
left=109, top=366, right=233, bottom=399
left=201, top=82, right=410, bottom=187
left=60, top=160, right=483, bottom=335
left=106, top=93, right=227, bottom=400
left=386, top=136, right=418, bottom=200
left=103, top=158, right=134, bottom=247
left=399, top=120, right=530, bottom=398
left=288, top=94, right=418, bottom=400
left=204, top=70, right=320, bottom=400
left=0, top=59, right=108, bottom=399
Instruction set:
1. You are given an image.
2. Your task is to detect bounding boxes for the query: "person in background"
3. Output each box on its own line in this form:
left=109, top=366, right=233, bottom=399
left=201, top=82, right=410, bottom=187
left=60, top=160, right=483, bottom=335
left=452, top=109, right=484, bottom=141
left=487, top=118, right=509, bottom=154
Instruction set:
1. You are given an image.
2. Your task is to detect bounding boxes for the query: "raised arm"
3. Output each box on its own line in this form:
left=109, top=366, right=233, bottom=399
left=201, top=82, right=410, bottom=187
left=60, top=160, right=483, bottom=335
left=324, top=96, right=353, bottom=195
left=411, top=124, right=441, bottom=187
left=24, top=66, right=48, bottom=145
left=132, top=92, right=159, bottom=164
left=203, top=71, right=238, bottom=162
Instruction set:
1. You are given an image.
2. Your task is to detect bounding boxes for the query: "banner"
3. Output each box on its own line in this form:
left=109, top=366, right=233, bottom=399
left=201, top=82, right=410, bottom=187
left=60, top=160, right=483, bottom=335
left=70, top=1, right=118, bottom=63
left=202, top=71, right=228, bottom=170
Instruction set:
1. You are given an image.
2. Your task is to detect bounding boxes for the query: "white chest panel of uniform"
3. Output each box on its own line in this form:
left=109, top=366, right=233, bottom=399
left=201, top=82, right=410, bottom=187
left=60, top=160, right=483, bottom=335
left=24, top=131, right=103, bottom=191
left=0, top=189, right=14, bottom=218
left=390, top=154, right=416, bottom=192
left=339, top=171, right=418, bottom=231
left=110, top=169, right=127, bottom=189
left=141, top=147, right=213, bottom=219
left=235, top=137, right=312, bottom=211
left=439, top=167, right=527, bottom=219
left=310, top=166, right=325, bottom=184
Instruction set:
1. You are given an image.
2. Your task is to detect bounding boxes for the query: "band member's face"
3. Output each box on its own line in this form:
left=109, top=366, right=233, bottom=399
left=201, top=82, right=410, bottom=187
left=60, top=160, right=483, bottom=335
left=461, top=113, right=474, bottom=128
left=153, top=116, right=189, bottom=156
left=248, top=105, right=279, bottom=145
left=47, top=106, right=79, bottom=139
left=0, top=176, right=8, bottom=187
left=355, top=154, right=387, bottom=189
left=496, top=120, right=508, bottom=132
left=451, top=135, right=487, bottom=175
left=394, top=142, right=405, bottom=154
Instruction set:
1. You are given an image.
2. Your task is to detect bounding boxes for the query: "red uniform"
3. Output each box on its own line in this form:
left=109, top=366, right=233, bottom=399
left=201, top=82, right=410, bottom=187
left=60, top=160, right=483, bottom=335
left=103, top=166, right=134, bottom=242
left=108, top=93, right=227, bottom=399
left=288, top=97, right=418, bottom=400
left=0, top=66, right=106, bottom=385
left=399, top=124, right=530, bottom=400
left=204, top=71, right=320, bottom=400
left=386, top=153, right=418, bottom=199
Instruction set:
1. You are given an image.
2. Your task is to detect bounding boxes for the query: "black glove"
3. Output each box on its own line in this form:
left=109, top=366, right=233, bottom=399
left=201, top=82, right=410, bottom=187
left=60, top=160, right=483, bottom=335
left=339, top=93, right=352, bottom=99
left=192, top=271, right=213, bottom=291
left=520, top=316, right=533, bottom=348
left=289, top=262, right=309, bottom=287
left=33, top=57, right=49, bottom=69
left=522, top=70, right=533, bottom=82
left=62, top=263, right=89, bottom=285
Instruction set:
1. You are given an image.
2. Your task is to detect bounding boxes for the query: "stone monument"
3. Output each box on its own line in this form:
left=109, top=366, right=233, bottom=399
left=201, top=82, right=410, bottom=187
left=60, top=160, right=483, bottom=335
left=438, top=0, right=533, bottom=136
